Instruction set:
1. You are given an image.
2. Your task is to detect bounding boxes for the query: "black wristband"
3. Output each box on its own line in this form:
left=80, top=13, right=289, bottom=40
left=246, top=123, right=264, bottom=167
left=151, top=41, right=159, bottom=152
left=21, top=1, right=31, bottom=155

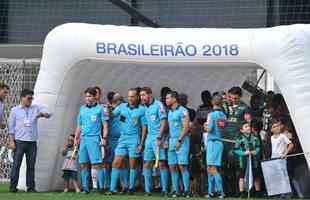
left=178, top=139, right=182, bottom=143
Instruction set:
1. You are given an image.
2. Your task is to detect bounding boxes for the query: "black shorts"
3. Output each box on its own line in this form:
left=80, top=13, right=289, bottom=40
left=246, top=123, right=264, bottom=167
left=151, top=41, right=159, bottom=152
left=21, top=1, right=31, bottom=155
left=62, top=170, right=78, bottom=181
left=239, top=168, right=260, bottom=179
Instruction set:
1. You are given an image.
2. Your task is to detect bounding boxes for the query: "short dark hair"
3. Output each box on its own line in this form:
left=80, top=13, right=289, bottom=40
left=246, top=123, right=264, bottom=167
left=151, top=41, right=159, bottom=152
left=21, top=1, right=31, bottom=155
left=128, top=88, right=139, bottom=93
left=107, top=91, right=116, bottom=102
left=166, top=91, right=178, bottom=99
left=228, top=86, right=242, bottom=96
left=178, top=93, right=188, bottom=106
left=84, top=87, right=97, bottom=96
left=0, top=83, right=9, bottom=90
left=93, top=86, right=101, bottom=95
left=201, top=90, right=211, bottom=105
left=160, top=87, right=171, bottom=97
left=141, top=87, right=152, bottom=94
left=20, top=89, right=34, bottom=98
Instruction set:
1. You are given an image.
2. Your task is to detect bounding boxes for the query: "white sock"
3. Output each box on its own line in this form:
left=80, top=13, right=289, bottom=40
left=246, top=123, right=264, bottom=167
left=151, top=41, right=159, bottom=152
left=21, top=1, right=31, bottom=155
left=91, top=168, right=98, bottom=189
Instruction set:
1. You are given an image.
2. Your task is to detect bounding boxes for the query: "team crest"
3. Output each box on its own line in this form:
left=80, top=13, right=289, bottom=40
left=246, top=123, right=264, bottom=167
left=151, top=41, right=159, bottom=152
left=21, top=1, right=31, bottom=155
left=91, top=115, right=97, bottom=122
left=133, top=117, right=139, bottom=124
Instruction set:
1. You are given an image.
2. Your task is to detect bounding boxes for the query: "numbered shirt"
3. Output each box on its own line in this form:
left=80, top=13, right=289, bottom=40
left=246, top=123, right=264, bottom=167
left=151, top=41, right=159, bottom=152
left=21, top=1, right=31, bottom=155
left=207, top=110, right=227, bottom=141
left=77, top=104, right=108, bottom=137
left=113, top=103, right=146, bottom=137
left=168, top=105, right=188, bottom=139
left=144, top=99, right=167, bottom=137
left=226, top=102, right=249, bottom=123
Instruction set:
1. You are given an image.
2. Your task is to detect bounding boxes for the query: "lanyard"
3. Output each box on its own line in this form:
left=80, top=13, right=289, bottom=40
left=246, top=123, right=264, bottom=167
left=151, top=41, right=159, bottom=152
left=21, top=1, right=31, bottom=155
left=25, top=107, right=30, bottom=119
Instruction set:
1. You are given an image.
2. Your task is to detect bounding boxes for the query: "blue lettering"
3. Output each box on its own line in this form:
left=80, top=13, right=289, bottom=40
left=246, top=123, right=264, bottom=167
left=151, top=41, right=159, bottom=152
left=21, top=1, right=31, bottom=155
left=185, top=44, right=197, bottom=56
left=150, top=44, right=160, bottom=56
left=96, top=43, right=106, bottom=53
left=175, top=43, right=186, bottom=56
left=164, top=45, right=174, bottom=56
left=137, top=44, right=141, bottom=55
left=128, top=44, right=137, bottom=55
left=107, top=43, right=117, bottom=54
left=141, top=44, right=150, bottom=56
left=117, top=44, right=128, bottom=55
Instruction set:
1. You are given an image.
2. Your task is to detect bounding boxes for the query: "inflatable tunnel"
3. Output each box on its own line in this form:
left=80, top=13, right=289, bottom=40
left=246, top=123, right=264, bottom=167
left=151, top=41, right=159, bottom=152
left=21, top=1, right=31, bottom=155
left=32, top=23, right=310, bottom=191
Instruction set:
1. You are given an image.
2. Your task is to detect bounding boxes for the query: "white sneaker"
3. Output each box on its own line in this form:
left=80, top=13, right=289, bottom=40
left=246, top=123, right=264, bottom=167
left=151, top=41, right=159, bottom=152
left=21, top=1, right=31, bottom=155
left=75, top=188, right=81, bottom=193
left=64, top=188, right=69, bottom=193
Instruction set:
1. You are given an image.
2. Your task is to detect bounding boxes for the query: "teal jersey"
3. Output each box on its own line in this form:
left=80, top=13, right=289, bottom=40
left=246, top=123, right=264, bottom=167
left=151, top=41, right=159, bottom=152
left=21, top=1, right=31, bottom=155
left=113, top=103, right=146, bottom=137
left=109, top=106, right=121, bottom=139
left=144, top=99, right=167, bottom=137
left=168, top=105, right=188, bottom=139
left=77, top=104, right=108, bottom=137
left=207, top=109, right=227, bottom=141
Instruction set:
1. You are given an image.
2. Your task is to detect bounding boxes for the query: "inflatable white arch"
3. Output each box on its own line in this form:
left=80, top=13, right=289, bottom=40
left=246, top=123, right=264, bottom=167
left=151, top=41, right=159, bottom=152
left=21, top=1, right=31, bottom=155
left=32, top=23, right=310, bottom=191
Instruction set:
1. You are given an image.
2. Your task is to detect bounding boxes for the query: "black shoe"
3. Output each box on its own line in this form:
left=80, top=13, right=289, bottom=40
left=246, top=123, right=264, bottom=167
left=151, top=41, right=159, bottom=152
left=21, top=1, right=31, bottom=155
left=144, top=192, right=152, bottom=196
left=82, top=191, right=90, bottom=194
left=106, top=191, right=117, bottom=195
left=27, top=189, right=37, bottom=193
left=128, top=188, right=135, bottom=195
left=119, top=188, right=128, bottom=195
left=239, top=192, right=247, bottom=198
left=9, top=188, right=18, bottom=193
left=183, top=191, right=192, bottom=198
left=170, top=191, right=180, bottom=198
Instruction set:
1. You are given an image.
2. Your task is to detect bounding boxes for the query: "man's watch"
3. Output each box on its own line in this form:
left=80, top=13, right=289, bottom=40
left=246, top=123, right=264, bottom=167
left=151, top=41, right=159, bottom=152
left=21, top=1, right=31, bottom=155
left=178, top=139, right=182, bottom=143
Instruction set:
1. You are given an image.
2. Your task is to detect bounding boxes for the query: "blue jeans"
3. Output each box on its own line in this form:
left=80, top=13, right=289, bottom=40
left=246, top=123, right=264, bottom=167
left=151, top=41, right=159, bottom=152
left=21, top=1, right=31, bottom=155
left=10, top=140, right=37, bottom=191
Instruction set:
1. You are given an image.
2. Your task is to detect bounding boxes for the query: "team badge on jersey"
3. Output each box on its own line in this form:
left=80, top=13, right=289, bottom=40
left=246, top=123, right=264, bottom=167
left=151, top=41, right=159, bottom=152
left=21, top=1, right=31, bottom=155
left=133, top=117, right=138, bottom=124
left=217, top=118, right=227, bottom=129
left=91, top=115, right=97, bottom=122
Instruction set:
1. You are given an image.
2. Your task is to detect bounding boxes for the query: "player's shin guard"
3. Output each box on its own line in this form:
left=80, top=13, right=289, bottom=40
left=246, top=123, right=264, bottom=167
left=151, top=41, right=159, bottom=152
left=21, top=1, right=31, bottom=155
left=171, top=170, right=180, bottom=193
left=81, top=169, right=90, bottom=192
left=129, top=168, right=137, bottom=190
left=110, top=168, right=120, bottom=192
left=120, top=168, right=129, bottom=189
left=214, top=173, right=224, bottom=196
left=160, top=168, right=169, bottom=192
left=181, top=168, right=190, bottom=192
left=96, top=168, right=105, bottom=189
left=143, top=168, right=153, bottom=193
